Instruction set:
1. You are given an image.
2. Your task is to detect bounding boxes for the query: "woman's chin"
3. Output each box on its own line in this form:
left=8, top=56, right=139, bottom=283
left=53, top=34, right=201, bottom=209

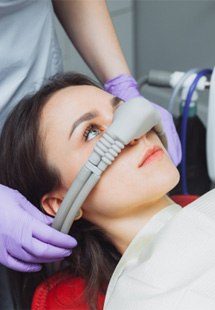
left=156, top=166, right=180, bottom=195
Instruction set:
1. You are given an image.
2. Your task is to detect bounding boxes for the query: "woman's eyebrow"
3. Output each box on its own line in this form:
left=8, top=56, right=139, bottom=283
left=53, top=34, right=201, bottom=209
left=68, top=97, right=122, bottom=139
left=68, top=111, right=98, bottom=139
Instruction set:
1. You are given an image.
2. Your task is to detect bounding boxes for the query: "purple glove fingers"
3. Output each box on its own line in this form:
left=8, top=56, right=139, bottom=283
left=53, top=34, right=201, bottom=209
left=32, top=218, right=77, bottom=249
left=19, top=217, right=74, bottom=260
left=23, top=238, right=72, bottom=261
left=6, top=254, right=42, bottom=272
left=6, top=237, right=72, bottom=264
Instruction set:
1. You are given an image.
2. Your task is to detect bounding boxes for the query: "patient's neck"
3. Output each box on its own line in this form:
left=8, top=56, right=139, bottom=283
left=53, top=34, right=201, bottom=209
left=106, top=195, right=174, bottom=254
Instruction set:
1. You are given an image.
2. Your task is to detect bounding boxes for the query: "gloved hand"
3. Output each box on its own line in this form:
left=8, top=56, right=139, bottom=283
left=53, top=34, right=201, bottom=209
left=104, top=74, right=182, bottom=166
left=0, top=184, right=77, bottom=272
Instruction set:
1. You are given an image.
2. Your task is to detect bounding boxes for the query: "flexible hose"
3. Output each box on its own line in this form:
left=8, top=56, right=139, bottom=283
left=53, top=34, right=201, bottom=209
left=168, top=68, right=200, bottom=113
left=180, top=69, right=212, bottom=194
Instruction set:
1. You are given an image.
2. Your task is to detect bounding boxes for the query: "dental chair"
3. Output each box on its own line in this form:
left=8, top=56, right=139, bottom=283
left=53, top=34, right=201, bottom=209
left=171, top=194, right=199, bottom=207
left=31, top=194, right=198, bottom=310
left=32, top=273, right=105, bottom=310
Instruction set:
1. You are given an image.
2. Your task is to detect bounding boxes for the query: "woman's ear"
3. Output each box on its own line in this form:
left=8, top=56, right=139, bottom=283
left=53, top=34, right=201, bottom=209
left=74, top=208, right=83, bottom=221
left=41, top=189, right=65, bottom=216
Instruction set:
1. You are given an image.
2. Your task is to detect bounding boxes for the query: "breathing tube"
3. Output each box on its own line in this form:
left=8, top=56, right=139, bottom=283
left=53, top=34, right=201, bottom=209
left=180, top=69, right=212, bottom=194
left=168, top=68, right=200, bottom=113
left=52, top=97, right=167, bottom=234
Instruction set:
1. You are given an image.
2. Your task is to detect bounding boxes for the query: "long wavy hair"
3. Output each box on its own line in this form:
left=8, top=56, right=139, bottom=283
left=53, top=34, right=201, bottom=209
left=0, top=73, right=121, bottom=309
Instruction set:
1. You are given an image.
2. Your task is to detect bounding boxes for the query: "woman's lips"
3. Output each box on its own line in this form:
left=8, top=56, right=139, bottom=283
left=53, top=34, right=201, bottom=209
left=138, top=146, right=164, bottom=167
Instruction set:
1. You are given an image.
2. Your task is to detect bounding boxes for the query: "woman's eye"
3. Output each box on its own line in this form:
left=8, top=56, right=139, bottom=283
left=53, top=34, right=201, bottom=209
left=84, top=124, right=101, bottom=141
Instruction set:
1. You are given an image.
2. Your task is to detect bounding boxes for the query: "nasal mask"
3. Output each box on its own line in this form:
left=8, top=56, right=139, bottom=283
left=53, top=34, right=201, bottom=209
left=52, top=97, right=167, bottom=234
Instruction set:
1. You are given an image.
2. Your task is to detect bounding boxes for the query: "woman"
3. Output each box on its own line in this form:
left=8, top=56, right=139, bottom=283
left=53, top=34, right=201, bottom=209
left=0, top=73, right=214, bottom=310
left=0, top=0, right=181, bottom=275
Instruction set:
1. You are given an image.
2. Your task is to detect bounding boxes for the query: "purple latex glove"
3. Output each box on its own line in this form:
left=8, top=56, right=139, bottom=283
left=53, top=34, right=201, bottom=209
left=104, top=74, right=182, bottom=166
left=0, top=184, right=77, bottom=272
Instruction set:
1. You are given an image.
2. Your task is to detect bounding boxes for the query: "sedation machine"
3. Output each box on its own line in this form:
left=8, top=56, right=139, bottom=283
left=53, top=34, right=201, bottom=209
left=53, top=97, right=167, bottom=234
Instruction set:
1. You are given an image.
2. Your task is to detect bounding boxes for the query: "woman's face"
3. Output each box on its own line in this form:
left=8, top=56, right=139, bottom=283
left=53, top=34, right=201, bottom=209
left=40, top=85, right=179, bottom=225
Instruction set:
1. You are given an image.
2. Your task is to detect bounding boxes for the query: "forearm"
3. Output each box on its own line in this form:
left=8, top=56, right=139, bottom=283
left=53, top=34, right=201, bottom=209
left=52, top=0, right=130, bottom=82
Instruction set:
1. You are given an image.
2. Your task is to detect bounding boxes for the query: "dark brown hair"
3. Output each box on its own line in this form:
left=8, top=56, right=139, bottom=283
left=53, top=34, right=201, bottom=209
left=0, top=73, right=121, bottom=309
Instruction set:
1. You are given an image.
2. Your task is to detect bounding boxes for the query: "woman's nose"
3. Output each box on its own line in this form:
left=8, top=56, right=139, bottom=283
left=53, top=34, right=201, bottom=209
left=127, top=131, right=150, bottom=146
left=128, top=138, right=139, bottom=146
